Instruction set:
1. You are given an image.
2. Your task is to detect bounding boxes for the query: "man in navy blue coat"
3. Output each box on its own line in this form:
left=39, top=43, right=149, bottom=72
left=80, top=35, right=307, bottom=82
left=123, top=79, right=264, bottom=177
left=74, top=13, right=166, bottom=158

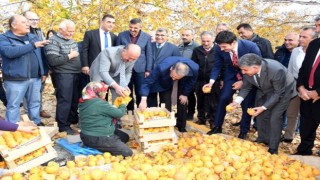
left=139, top=56, right=199, bottom=132
left=116, top=18, right=152, bottom=111
left=203, top=31, right=261, bottom=138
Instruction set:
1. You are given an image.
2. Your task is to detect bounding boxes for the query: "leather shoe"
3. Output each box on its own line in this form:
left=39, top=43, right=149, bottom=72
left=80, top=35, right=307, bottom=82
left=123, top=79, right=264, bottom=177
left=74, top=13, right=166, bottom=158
left=238, top=133, right=247, bottom=140
left=231, top=122, right=241, bottom=126
left=195, top=120, right=206, bottom=125
left=280, top=137, right=293, bottom=143
left=37, top=122, right=45, bottom=127
left=207, top=126, right=222, bottom=135
left=268, top=148, right=278, bottom=155
left=178, top=127, right=187, bottom=132
left=40, top=110, right=51, bottom=118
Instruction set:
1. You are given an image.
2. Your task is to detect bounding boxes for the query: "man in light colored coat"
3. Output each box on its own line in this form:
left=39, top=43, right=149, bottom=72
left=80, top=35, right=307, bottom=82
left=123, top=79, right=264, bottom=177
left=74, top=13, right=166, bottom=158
left=90, top=44, right=141, bottom=102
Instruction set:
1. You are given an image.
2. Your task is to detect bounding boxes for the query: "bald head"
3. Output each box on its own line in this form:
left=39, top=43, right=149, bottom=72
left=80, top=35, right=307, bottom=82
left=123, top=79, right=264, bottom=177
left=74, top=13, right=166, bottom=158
left=23, top=11, right=39, bottom=28
left=121, top=44, right=141, bottom=62
left=9, top=15, right=30, bottom=36
left=284, top=33, right=299, bottom=52
left=58, top=20, right=76, bottom=40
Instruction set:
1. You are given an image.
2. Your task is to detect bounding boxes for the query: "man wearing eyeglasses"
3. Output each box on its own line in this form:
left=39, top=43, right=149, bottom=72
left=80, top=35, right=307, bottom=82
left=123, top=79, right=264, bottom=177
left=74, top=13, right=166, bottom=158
left=23, top=11, right=51, bottom=119
left=148, top=28, right=181, bottom=108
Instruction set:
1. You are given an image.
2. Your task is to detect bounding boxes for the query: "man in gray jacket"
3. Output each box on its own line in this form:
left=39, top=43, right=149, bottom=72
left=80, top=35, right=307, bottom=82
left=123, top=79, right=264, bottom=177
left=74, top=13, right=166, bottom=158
left=90, top=44, right=141, bottom=102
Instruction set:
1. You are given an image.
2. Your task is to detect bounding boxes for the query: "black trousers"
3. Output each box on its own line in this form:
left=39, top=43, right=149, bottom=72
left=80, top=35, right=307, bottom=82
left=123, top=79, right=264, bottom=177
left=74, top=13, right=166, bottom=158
left=297, top=114, right=320, bottom=155
left=148, top=89, right=172, bottom=111
left=195, top=81, right=221, bottom=124
left=80, top=129, right=132, bottom=157
left=55, top=73, right=81, bottom=131
left=187, top=89, right=196, bottom=115
left=0, top=79, right=7, bottom=106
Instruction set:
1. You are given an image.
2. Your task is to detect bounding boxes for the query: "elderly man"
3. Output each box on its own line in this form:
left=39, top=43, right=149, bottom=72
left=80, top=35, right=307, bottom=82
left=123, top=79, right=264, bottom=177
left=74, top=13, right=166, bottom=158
left=45, top=20, right=81, bottom=134
left=237, top=23, right=274, bottom=59
left=23, top=11, right=51, bottom=119
left=148, top=28, right=181, bottom=108
left=191, top=31, right=221, bottom=128
left=178, top=28, right=199, bottom=120
left=282, top=26, right=318, bottom=143
left=228, top=54, right=294, bottom=154
left=116, top=18, right=152, bottom=110
left=139, top=56, right=199, bottom=132
left=90, top=44, right=141, bottom=102
left=81, top=14, right=117, bottom=85
left=0, top=15, right=48, bottom=124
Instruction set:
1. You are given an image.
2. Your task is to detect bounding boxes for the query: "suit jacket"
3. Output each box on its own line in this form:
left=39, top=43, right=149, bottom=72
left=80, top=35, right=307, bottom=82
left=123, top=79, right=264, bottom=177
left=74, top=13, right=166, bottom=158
left=210, top=39, right=262, bottom=82
left=140, top=56, right=199, bottom=96
left=81, top=29, right=117, bottom=67
left=238, top=59, right=294, bottom=110
left=297, top=38, right=320, bottom=119
left=116, top=30, right=152, bottom=73
left=89, top=46, right=135, bottom=86
left=152, top=42, right=181, bottom=69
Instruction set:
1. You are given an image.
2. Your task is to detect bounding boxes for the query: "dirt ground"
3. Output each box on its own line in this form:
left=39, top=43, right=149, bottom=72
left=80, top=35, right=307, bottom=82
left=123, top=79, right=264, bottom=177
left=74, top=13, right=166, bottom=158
left=0, top=80, right=319, bottom=156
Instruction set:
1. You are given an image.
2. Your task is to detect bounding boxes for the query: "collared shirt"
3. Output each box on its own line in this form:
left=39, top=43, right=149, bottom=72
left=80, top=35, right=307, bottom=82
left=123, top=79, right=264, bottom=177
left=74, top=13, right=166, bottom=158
left=99, top=28, right=111, bottom=49
left=156, top=41, right=167, bottom=49
left=287, top=46, right=305, bottom=79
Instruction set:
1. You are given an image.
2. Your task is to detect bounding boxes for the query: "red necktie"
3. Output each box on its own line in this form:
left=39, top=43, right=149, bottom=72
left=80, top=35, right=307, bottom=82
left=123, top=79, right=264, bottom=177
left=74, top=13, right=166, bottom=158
left=308, top=55, right=320, bottom=88
left=231, top=50, right=238, bottom=68
left=231, top=50, right=242, bottom=80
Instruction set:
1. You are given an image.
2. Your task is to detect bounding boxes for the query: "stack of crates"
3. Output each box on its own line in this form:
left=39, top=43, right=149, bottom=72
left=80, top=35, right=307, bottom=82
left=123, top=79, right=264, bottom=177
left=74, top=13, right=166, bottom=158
left=133, top=104, right=177, bottom=153
left=0, top=116, right=57, bottom=172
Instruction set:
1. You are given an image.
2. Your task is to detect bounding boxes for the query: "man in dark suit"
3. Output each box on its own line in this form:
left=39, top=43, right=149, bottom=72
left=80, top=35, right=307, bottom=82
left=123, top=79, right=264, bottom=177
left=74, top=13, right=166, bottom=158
left=203, top=31, right=261, bottom=139
left=81, top=14, right=117, bottom=87
left=228, top=54, right=294, bottom=154
left=116, top=18, right=152, bottom=110
left=148, top=28, right=181, bottom=107
left=237, top=23, right=274, bottom=59
left=295, top=35, right=320, bottom=155
left=139, top=56, right=198, bottom=132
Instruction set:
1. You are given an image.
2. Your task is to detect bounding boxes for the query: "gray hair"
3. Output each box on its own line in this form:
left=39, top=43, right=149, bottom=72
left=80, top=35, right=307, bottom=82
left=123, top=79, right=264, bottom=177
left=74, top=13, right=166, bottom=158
left=200, top=31, right=214, bottom=38
left=315, top=15, right=320, bottom=22
left=301, top=26, right=318, bottom=39
left=239, top=54, right=262, bottom=67
left=216, top=23, right=229, bottom=30
left=182, top=28, right=195, bottom=35
left=59, top=20, right=75, bottom=30
left=172, top=62, right=189, bottom=77
left=156, top=28, right=167, bottom=34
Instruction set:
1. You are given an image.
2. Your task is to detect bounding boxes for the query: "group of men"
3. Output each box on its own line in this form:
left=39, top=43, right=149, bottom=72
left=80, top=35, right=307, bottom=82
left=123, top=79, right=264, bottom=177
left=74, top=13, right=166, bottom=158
left=0, top=11, right=320, bottom=155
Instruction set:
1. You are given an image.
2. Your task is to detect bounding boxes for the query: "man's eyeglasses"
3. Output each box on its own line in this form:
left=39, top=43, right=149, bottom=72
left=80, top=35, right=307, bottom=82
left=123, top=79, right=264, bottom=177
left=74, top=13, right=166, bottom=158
left=28, top=19, right=40, bottom=22
left=155, top=34, right=166, bottom=37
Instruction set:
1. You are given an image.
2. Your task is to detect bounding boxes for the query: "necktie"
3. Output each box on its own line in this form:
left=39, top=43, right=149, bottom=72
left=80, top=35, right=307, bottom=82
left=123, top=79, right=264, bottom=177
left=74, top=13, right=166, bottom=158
left=308, top=55, right=320, bottom=88
left=104, top=32, right=109, bottom=48
left=254, top=74, right=260, bottom=87
left=171, top=80, right=178, bottom=106
left=119, top=61, right=126, bottom=87
left=231, top=50, right=242, bottom=80
left=231, top=50, right=238, bottom=68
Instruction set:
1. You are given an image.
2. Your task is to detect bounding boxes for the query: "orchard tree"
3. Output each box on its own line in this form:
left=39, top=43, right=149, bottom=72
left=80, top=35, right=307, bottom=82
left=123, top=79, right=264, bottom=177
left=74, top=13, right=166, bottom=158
left=1, top=0, right=316, bottom=47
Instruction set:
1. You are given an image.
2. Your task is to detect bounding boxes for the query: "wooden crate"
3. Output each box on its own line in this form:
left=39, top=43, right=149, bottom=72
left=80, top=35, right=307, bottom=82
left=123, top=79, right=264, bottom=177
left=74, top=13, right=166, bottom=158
left=134, top=125, right=175, bottom=142
left=6, top=144, right=57, bottom=173
left=134, top=135, right=177, bottom=153
left=0, top=127, right=52, bottom=162
left=43, top=122, right=59, bottom=138
left=134, top=105, right=176, bottom=128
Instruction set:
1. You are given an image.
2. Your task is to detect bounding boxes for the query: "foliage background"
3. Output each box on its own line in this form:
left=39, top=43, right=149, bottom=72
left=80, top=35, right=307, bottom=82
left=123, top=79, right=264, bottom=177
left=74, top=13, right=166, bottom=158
left=1, top=0, right=319, bottom=48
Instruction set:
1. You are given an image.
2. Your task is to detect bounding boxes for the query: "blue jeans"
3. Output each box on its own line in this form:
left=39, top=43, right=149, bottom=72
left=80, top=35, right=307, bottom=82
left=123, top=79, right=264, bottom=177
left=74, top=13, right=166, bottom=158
left=4, top=78, right=41, bottom=124
left=127, top=70, right=145, bottom=111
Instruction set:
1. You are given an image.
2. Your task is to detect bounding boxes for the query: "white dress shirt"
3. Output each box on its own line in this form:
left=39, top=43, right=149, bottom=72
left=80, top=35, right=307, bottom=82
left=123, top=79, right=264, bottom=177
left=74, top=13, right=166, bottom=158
left=99, top=28, right=112, bottom=49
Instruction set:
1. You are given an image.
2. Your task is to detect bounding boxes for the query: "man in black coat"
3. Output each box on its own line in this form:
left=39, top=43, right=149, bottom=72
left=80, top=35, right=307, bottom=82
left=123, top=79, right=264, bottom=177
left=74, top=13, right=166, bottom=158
left=237, top=23, right=274, bottom=59
left=81, top=14, right=117, bottom=86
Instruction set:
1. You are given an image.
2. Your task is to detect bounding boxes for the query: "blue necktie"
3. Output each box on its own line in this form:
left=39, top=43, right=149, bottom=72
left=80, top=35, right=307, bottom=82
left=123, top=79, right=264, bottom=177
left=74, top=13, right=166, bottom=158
left=104, top=32, right=108, bottom=48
